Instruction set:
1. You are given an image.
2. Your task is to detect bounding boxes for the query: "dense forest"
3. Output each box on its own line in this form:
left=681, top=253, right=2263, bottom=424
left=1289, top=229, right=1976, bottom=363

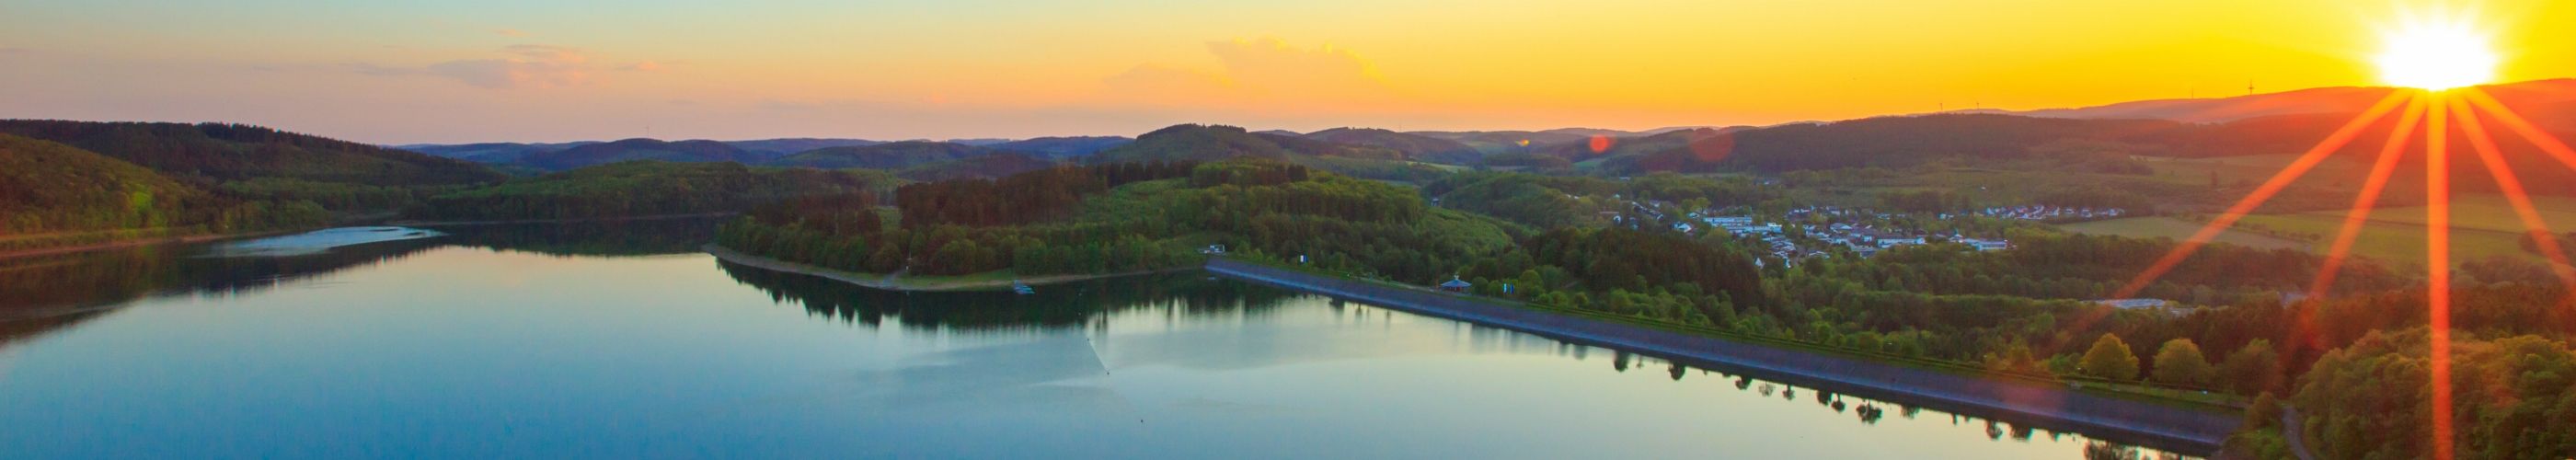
left=0, top=121, right=485, bottom=248
left=768, top=141, right=1013, bottom=170
left=719, top=159, right=1517, bottom=280
left=411, top=161, right=894, bottom=222
left=1301, top=127, right=1481, bottom=164
left=0, top=134, right=213, bottom=235
left=515, top=138, right=780, bottom=171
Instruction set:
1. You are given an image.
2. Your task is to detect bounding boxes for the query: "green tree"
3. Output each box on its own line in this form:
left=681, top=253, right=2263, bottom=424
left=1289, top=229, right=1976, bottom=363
left=2149, top=339, right=2214, bottom=386
left=2079, top=334, right=2140, bottom=381
left=2220, top=339, right=2283, bottom=395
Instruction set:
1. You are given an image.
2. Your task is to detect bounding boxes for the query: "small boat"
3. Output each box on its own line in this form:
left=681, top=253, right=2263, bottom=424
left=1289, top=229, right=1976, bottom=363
left=1011, top=281, right=1035, bottom=295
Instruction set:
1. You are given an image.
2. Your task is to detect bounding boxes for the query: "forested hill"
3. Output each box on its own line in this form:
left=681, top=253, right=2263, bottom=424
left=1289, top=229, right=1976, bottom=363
left=398, top=142, right=597, bottom=164
left=0, top=132, right=346, bottom=246
left=1566, top=104, right=2576, bottom=182
left=1410, top=130, right=1595, bottom=154
left=720, top=158, right=1530, bottom=282
left=1090, top=124, right=1398, bottom=164
left=412, top=161, right=895, bottom=222
left=990, top=136, right=1131, bottom=159
left=0, top=134, right=210, bottom=235
left=896, top=152, right=1056, bottom=181
left=0, top=120, right=502, bottom=187
left=1302, top=128, right=1480, bottom=164
left=722, top=138, right=881, bottom=156
left=768, top=141, right=1010, bottom=170
left=516, top=138, right=769, bottom=171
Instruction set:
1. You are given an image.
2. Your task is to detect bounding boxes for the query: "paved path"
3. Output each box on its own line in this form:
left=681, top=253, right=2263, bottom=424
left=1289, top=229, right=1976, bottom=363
left=1207, top=259, right=2240, bottom=454
left=2283, top=406, right=2318, bottom=460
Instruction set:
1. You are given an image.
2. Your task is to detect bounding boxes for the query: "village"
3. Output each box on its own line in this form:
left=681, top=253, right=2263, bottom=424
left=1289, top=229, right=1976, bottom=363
left=1618, top=201, right=2130, bottom=267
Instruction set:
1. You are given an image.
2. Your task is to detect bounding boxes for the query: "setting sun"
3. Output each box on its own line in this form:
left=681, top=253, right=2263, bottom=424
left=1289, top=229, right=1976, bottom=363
left=2376, top=20, right=2500, bottom=90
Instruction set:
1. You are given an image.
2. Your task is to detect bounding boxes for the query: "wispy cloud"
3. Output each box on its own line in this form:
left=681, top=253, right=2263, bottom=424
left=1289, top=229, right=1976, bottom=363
left=618, top=61, right=666, bottom=72
left=489, top=28, right=527, bottom=37
left=0, top=46, right=30, bottom=57
left=353, top=44, right=599, bottom=89
left=1098, top=38, right=1393, bottom=111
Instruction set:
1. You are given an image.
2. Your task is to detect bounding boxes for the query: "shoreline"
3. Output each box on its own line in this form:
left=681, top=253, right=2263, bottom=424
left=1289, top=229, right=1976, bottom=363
left=0, top=231, right=286, bottom=261
left=702, top=244, right=1191, bottom=292
left=387, top=213, right=737, bottom=227
left=1204, top=258, right=2237, bottom=454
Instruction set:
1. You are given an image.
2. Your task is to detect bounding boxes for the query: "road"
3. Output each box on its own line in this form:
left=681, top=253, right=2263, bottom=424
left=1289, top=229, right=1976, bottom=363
left=1207, top=259, right=2241, bottom=454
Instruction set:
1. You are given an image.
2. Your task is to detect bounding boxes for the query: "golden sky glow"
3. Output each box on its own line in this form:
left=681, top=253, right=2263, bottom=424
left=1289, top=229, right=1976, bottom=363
left=2375, top=11, right=2501, bottom=89
left=2, top=0, right=2572, bottom=144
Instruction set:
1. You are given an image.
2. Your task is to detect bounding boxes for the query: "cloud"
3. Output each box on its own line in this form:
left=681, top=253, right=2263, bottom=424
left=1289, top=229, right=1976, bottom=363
left=0, top=46, right=29, bottom=56
left=354, top=44, right=597, bottom=89
left=619, top=61, right=666, bottom=72
left=1202, top=38, right=1384, bottom=96
left=489, top=28, right=527, bottom=37
left=1097, top=38, right=1393, bottom=112
left=1100, top=64, right=1237, bottom=106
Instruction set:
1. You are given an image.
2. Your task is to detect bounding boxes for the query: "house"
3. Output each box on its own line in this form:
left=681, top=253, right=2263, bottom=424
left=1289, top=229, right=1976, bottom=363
left=1200, top=245, right=1228, bottom=255
left=1439, top=276, right=1473, bottom=293
left=2095, top=299, right=2171, bottom=309
left=1705, top=216, right=1755, bottom=227
left=1961, top=238, right=2011, bottom=251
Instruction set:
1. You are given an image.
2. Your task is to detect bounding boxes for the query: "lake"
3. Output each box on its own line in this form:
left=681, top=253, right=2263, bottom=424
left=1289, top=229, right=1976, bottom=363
left=0, top=221, right=2180, bottom=458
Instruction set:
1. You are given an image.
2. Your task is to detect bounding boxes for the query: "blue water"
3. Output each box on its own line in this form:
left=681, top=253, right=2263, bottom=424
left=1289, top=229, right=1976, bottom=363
left=0, top=225, right=2170, bottom=458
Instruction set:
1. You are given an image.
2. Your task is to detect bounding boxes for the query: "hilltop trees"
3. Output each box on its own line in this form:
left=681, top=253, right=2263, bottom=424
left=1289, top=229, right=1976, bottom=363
left=2079, top=334, right=2141, bottom=381
left=720, top=159, right=1514, bottom=281
left=2149, top=339, right=2214, bottom=386
left=2293, top=329, right=2576, bottom=459
left=415, top=161, right=894, bottom=221
left=2220, top=339, right=2284, bottom=395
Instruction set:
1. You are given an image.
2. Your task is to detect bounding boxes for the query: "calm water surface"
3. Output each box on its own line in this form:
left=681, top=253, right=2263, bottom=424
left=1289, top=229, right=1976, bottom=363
left=0, top=222, right=2174, bottom=458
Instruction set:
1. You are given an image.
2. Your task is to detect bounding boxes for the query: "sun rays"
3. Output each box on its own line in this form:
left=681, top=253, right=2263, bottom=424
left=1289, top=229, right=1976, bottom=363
left=2110, top=86, right=2576, bottom=459
left=2099, top=12, right=2576, bottom=455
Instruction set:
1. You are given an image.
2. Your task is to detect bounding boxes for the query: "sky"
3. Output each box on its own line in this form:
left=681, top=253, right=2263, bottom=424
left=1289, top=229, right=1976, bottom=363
left=4, top=0, right=2574, bottom=144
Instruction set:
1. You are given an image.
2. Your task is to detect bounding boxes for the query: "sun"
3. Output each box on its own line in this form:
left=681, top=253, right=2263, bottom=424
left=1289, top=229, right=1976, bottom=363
left=2375, top=20, right=2500, bottom=90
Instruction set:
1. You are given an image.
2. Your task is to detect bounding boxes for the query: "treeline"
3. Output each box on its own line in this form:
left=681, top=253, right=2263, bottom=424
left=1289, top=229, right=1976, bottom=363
left=0, top=120, right=508, bottom=250
left=2259, top=328, right=2576, bottom=459
left=895, top=161, right=1196, bottom=227
left=0, top=133, right=331, bottom=243
left=1423, top=171, right=1774, bottom=229
left=0, top=120, right=502, bottom=187
left=414, top=161, right=893, bottom=222
left=1443, top=227, right=1766, bottom=326
left=720, top=159, right=1520, bottom=282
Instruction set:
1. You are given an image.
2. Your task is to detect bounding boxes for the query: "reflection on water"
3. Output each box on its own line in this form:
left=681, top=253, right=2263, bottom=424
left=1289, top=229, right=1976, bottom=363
left=717, top=260, right=1301, bottom=331
left=0, top=221, right=2189, bottom=459
left=431, top=217, right=728, bottom=258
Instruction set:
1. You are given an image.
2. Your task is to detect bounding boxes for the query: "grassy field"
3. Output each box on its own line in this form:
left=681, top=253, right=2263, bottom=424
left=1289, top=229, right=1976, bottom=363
left=2060, top=193, right=2567, bottom=267
left=2135, top=154, right=2398, bottom=194
left=2058, top=217, right=2312, bottom=251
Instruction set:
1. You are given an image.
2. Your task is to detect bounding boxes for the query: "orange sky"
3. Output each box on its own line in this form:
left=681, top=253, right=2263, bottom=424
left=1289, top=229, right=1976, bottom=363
left=2, top=0, right=2571, bottom=144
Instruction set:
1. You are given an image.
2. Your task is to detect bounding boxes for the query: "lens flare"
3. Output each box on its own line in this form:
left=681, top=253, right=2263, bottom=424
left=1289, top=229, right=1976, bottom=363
left=2375, top=19, right=2499, bottom=90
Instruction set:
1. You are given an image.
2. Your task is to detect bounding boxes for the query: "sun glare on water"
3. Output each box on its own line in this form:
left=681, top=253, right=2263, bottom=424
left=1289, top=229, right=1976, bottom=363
left=2375, top=19, right=2499, bottom=90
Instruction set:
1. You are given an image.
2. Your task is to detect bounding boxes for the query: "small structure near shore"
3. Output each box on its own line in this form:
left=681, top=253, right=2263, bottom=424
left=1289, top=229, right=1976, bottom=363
left=1439, top=276, right=1472, bottom=293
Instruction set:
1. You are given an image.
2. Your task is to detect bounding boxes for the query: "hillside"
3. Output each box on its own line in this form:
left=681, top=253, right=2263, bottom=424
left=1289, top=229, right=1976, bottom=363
left=1409, top=130, right=1595, bottom=154
left=0, top=134, right=209, bottom=234
left=769, top=141, right=1011, bottom=170
left=1988, top=79, right=2576, bottom=123
left=897, top=152, right=1059, bottom=181
left=399, top=142, right=595, bottom=164
left=413, top=161, right=895, bottom=222
left=1304, top=128, right=1480, bottom=164
left=723, top=138, right=880, bottom=156
left=516, top=138, right=766, bottom=171
left=721, top=158, right=1524, bottom=283
left=992, top=136, right=1131, bottom=159
left=1092, top=124, right=1399, bottom=164
left=0, top=121, right=503, bottom=188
